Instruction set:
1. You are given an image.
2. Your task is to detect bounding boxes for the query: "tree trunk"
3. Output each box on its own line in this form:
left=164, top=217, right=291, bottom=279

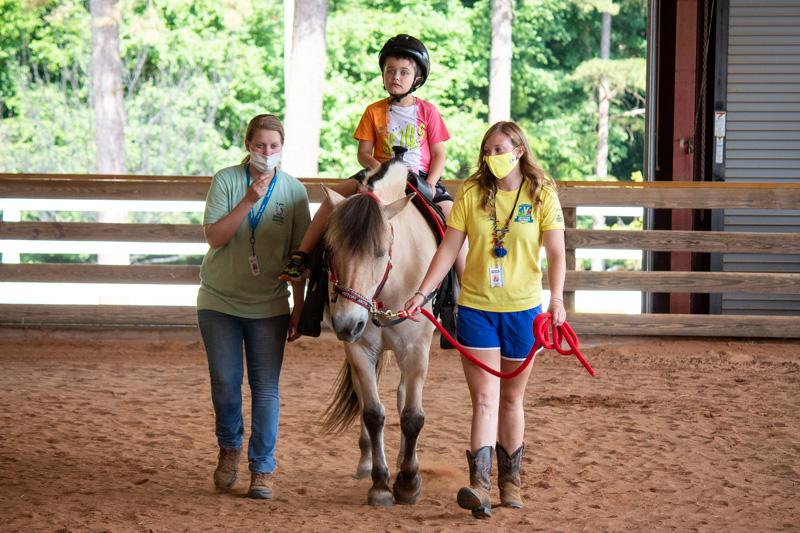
left=284, top=0, right=294, bottom=95
left=596, top=10, right=612, bottom=179
left=596, top=77, right=610, bottom=180
left=592, top=11, right=612, bottom=272
left=488, top=0, right=512, bottom=125
left=91, top=0, right=125, bottom=177
left=91, top=0, right=129, bottom=282
left=283, top=0, right=328, bottom=178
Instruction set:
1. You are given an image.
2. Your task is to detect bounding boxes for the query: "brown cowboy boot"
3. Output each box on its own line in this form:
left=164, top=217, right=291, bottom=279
left=497, top=442, right=524, bottom=508
left=456, top=446, right=493, bottom=518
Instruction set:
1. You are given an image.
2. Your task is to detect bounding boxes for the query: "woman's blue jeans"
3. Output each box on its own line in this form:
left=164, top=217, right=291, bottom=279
left=197, top=309, right=289, bottom=474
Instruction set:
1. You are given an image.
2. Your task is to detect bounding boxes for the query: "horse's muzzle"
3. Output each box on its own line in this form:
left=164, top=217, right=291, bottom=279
left=332, top=315, right=367, bottom=343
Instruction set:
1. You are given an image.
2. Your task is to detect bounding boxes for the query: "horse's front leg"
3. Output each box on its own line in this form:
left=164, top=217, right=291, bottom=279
left=353, top=372, right=372, bottom=479
left=391, top=341, right=430, bottom=505
left=392, top=405, right=425, bottom=504
left=347, top=345, right=393, bottom=506
left=362, top=398, right=392, bottom=506
left=395, top=373, right=407, bottom=472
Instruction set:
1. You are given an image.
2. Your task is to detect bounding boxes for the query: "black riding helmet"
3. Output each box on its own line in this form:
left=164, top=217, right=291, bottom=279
left=378, top=34, right=430, bottom=91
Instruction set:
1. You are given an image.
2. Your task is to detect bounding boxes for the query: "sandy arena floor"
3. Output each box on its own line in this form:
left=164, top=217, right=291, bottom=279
left=0, top=331, right=798, bottom=532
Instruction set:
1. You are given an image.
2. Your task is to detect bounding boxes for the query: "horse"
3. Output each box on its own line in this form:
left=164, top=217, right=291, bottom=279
left=319, top=157, right=439, bottom=506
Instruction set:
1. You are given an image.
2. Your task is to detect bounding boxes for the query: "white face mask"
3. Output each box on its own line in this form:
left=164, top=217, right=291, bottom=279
left=250, top=151, right=281, bottom=173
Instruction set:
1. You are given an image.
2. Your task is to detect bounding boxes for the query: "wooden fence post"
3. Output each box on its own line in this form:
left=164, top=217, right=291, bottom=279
left=562, top=206, right=577, bottom=312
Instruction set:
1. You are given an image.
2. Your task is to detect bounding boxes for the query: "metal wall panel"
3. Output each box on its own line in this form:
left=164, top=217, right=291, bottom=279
left=717, top=0, right=800, bottom=314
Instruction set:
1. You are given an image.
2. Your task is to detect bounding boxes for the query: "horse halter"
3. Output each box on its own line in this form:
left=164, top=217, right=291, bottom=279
left=327, top=189, right=395, bottom=317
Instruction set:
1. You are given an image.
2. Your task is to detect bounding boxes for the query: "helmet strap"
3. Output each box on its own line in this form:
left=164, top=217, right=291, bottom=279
left=389, top=88, right=414, bottom=104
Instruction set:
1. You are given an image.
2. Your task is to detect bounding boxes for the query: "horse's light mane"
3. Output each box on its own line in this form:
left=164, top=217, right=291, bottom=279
left=325, top=159, right=408, bottom=258
left=326, top=192, right=391, bottom=259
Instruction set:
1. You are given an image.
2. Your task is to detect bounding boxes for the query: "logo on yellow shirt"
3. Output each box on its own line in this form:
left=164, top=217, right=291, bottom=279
left=515, top=204, right=533, bottom=223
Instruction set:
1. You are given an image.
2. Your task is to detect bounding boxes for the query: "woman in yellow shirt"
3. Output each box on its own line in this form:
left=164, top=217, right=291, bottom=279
left=405, top=121, right=566, bottom=518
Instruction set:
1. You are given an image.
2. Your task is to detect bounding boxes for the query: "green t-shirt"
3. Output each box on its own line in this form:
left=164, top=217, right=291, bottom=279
left=197, top=165, right=311, bottom=319
left=447, top=182, right=564, bottom=312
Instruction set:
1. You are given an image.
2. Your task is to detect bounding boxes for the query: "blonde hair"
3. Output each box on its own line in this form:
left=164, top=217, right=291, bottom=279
left=466, top=121, right=556, bottom=218
left=241, top=114, right=285, bottom=166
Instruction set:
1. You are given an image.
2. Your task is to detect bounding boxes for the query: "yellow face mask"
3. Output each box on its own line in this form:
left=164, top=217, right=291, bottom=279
left=485, top=150, right=519, bottom=179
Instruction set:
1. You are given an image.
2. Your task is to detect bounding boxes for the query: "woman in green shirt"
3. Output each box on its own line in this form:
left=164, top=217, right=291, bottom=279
left=197, top=114, right=310, bottom=500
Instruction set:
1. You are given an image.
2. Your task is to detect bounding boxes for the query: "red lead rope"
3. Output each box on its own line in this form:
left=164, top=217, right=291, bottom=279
left=415, top=308, right=596, bottom=379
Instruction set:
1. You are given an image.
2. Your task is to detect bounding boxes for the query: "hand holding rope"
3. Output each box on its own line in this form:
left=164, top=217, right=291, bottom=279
left=398, top=306, right=595, bottom=379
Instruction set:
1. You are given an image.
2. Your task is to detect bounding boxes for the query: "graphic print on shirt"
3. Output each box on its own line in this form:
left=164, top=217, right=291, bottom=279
left=515, top=204, right=533, bottom=224
left=385, top=104, right=425, bottom=172
left=386, top=123, right=426, bottom=152
left=272, top=202, right=285, bottom=224
left=354, top=98, right=450, bottom=175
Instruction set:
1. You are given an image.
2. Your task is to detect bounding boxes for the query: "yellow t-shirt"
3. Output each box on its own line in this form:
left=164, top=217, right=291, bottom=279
left=447, top=182, right=564, bottom=312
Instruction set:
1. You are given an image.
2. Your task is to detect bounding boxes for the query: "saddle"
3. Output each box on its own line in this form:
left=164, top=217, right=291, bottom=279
left=297, top=171, right=459, bottom=348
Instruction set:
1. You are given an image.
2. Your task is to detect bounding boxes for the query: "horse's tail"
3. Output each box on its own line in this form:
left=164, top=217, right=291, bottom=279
left=320, top=351, right=392, bottom=434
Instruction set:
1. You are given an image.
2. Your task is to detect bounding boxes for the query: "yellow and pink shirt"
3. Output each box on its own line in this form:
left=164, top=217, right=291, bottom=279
left=353, top=97, right=450, bottom=175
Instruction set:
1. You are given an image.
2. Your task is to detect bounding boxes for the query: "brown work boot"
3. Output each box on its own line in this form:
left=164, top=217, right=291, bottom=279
left=497, top=442, right=524, bottom=508
left=456, top=446, right=493, bottom=518
left=213, top=446, right=243, bottom=491
left=247, top=472, right=274, bottom=500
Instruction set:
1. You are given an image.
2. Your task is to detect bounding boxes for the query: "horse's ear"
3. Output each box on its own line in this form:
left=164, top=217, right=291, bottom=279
left=384, top=193, right=416, bottom=220
left=322, top=185, right=346, bottom=207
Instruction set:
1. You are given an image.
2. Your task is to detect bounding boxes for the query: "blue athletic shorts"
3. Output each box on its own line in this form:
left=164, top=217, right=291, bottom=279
left=456, top=305, right=544, bottom=360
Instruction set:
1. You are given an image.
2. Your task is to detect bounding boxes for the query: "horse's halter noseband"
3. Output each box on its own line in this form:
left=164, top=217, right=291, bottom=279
left=327, top=189, right=394, bottom=316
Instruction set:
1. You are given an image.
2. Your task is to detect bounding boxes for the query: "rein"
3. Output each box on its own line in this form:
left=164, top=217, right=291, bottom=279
left=407, top=308, right=596, bottom=379
left=404, top=180, right=446, bottom=241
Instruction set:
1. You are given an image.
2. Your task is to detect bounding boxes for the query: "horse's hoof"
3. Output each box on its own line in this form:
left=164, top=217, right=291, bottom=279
left=354, top=464, right=371, bottom=479
left=392, top=483, right=421, bottom=505
left=367, top=488, right=394, bottom=507
left=392, top=473, right=422, bottom=505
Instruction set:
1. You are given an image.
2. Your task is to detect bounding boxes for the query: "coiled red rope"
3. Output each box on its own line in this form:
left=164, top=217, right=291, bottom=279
left=415, top=308, right=595, bottom=379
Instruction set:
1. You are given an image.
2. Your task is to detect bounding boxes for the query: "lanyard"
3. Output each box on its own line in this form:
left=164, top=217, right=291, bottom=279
left=246, top=163, right=278, bottom=254
left=491, top=185, right=522, bottom=261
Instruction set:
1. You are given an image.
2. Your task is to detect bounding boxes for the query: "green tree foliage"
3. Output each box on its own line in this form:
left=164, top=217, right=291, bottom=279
left=1, top=0, right=647, bottom=182
left=0, top=0, right=93, bottom=173
left=119, top=0, right=285, bottom=176
left=0, top=0, right=284, bottom=176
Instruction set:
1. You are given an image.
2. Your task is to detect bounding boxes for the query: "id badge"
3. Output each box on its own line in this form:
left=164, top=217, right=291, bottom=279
left=249, top=255, right=261, bottom=277
left=490, top=265, right=504, bottom=288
